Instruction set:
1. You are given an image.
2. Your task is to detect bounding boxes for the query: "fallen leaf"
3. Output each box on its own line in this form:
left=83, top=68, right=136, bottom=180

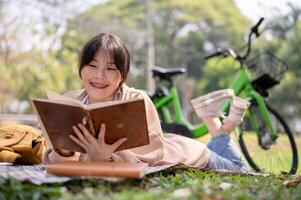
left=283, top=177, right=301, bottom=187
left=219, top=182, right=233, bottom=190
left=172, top=188, right=191, bottom=198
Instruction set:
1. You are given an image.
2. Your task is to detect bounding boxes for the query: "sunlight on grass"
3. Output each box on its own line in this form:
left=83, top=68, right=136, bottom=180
left=197, top=133, right=301, bottom=174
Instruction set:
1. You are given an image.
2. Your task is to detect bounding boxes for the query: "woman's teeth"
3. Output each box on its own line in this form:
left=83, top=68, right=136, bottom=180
left=91, top=82, right=108, bottom=89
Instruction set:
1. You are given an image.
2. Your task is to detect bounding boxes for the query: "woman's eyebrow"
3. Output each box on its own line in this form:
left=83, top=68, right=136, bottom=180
left=107, top=61, right=116, bottom=65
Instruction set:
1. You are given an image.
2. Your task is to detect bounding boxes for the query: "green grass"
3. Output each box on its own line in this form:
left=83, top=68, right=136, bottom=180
left=250, top=135, right=300, bottom=174
left=1, top=169, right=301, bottom=200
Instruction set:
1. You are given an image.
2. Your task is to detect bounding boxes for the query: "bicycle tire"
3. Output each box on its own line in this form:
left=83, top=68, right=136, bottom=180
left=238, top=102, right=298, bottom=174
left=157, top=108, right=193, bottom=138
left=160, top=122, right=193, bottom=138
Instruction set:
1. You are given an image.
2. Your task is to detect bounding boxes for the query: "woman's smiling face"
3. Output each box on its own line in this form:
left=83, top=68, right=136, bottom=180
left=81, top=50, right=122, bottom=103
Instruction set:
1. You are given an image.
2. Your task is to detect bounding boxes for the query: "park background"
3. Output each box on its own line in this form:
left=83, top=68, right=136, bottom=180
left=0, top=1, right=301, bottom=199
left=0, top=0, right=300, bottom=134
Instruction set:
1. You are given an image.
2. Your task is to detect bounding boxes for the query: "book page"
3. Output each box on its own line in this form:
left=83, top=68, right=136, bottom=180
left=86, top=98, right=142, bottom=110
left=46, top=90, right=142, bottom=111
left=46, top=90, right=83, bottom=107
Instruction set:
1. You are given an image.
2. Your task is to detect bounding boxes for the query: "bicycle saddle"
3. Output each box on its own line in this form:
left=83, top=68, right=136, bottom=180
left=151, top=66, right=186, bottom=80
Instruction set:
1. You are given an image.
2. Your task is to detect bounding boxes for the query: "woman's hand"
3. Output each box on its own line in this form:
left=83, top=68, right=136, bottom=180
left=70, top=123, right=127, bottom=162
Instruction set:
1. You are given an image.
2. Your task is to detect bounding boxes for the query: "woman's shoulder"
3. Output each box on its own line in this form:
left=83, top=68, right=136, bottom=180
left=122, top=84, right=150, bottom=101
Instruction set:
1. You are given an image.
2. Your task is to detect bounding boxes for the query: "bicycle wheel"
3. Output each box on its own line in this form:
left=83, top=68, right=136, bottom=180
left=238, top=102, right=298, bottom=174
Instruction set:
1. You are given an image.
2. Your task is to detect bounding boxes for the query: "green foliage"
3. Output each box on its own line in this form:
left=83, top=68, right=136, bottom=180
left=62, top=0, right=250, bottom=81
left=197, top=57, right=240, bottom=95
left=261, top=14, right=301, bottom=120
left=0, top=50, right=81, bottom=113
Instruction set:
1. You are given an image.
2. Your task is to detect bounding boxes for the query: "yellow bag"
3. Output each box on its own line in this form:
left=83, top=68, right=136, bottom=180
left=0, top=124, right=47, bottom=164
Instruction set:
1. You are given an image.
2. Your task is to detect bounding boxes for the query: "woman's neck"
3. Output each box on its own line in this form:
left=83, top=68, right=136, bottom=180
left=88, top=95, right=114, bottom=104
left=85, top=85, right=123, bottom=104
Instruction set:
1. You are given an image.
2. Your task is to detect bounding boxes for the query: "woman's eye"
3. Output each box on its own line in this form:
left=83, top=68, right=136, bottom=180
left=88, top=64, right=97, bottom=68
left=107, top=67, right=118, bottom=71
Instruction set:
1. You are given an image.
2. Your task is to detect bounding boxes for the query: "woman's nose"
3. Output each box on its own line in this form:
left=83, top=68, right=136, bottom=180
left=94, top=68, right=106, bottom=78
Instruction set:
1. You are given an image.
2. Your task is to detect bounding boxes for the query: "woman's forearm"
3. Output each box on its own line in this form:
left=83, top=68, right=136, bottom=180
left=43, top=148, right=80, bottom=164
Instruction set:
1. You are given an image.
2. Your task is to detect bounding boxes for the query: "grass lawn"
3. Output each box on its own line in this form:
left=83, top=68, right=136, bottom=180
left=0, top=138, right=300, bottom=199
left=1, top=169, right=301, bottom=200
left=0, top=122, right=300, bottom=199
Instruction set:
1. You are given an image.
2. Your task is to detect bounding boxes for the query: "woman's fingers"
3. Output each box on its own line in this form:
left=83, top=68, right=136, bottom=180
left=69, top=134, right=87, bottom=151
left=97, top=123, right=127, bottom=150
left=97, top=123, right=106, bottom=142
left=77, top=123, right=98, bottom=145
left=112, top=138, right=127, bottom=151
left=72, top=125, right=91, bottom=147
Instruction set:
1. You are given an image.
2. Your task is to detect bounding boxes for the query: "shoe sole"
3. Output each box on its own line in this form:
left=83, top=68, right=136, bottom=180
left=191, top=89, right=234, bottom=105
left=192, top=93, right=233, bottom=109
left=192, top=95, right=233, bottom=118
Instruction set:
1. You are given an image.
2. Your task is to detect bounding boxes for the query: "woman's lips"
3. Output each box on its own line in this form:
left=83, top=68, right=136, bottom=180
left=90, top=82, right=109, bottom=89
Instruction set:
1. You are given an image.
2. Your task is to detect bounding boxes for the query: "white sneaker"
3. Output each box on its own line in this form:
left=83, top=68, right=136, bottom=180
left=191, top=89, right=234, bottom=118
left=191, top=89, right=234, bottom=105
left=223, top=96, right=251, bottom=125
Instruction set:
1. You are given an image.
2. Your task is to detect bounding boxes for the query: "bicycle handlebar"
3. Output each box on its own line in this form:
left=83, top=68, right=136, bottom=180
left=205, top=17, right=265, bottom=62
left=204, top=49, right=225, bottom=60
left=252, top=17, right=264, bottom=37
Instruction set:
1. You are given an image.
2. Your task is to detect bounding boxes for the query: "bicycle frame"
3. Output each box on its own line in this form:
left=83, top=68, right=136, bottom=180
left=152, top=66, right=278, bottom=140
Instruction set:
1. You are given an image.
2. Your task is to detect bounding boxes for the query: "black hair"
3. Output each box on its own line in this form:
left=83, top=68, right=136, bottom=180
left=78, top=33, right=130, bottom=84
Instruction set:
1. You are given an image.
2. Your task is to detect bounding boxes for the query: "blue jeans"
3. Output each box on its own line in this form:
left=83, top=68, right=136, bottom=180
left=206, top=133, right=248, bottom=173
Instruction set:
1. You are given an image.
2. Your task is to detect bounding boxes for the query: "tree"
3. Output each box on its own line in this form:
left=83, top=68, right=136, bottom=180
left=258, top=4, right=301, bottom=129
left=0, top=0, right=92, bottom=113
left=62, top=0, right=250, bottom=84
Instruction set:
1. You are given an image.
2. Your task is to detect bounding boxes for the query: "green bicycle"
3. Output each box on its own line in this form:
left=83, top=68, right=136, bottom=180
left=149, top=18, right=298, bottom=174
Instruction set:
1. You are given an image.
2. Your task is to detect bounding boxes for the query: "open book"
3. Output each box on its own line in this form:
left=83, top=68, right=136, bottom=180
left=32, top=91, right=149, bottom=153
left=46, top=161, right=149, bottom=178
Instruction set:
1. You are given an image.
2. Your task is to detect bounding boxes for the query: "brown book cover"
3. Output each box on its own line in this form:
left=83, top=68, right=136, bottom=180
left=32, top=93, right=149, bottom=153
left=46, top=161, right=149, bottom=178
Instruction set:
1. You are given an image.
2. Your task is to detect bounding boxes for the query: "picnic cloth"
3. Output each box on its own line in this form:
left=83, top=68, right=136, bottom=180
left=0, top=163, right=177, bottom=185
left=0, top=163, right=271, bottom=185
